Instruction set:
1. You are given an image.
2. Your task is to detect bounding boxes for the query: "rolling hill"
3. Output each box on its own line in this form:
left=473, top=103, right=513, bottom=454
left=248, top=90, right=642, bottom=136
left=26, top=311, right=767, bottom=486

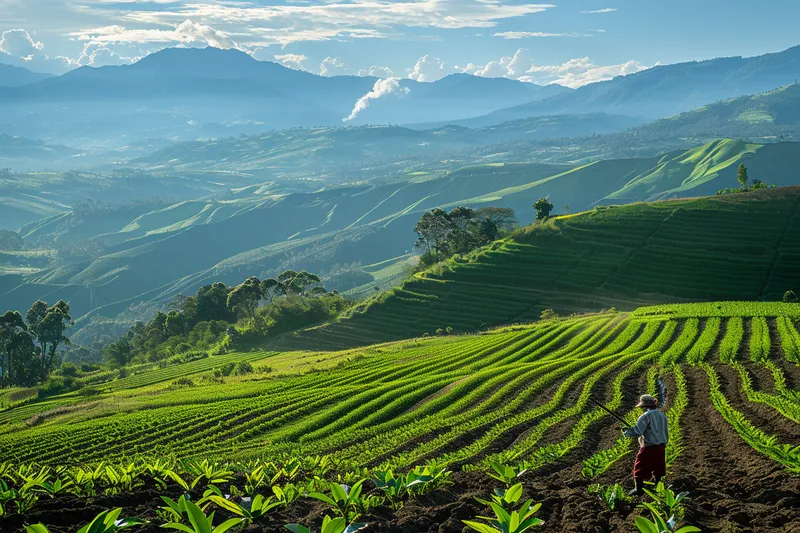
left=3, top=140, right=800, bottom=326
left=289, top=186, right=800, bottom=349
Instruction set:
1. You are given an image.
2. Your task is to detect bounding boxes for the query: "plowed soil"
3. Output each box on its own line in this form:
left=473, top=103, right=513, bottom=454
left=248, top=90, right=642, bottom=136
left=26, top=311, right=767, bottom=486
left=2, top=367, right=798, bottom=533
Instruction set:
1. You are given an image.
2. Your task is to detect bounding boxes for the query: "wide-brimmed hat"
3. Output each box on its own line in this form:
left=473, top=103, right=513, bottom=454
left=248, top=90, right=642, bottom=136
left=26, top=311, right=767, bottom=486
left=636, top=394, right=658, bottom=408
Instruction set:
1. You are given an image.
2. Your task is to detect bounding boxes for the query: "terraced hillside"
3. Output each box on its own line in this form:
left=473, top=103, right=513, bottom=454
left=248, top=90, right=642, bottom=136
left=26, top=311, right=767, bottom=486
left=0, top=303, right=798, bottom=532
left=6, top=143, right=800, bottom=328
left=291, top=187, right=800, bottom=349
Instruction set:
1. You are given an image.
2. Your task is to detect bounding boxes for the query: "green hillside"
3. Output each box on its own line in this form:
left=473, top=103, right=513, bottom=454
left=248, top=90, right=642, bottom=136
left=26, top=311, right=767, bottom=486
left=3, top=141, right=799, bottom=328
left=628, top=83, right=800, bottom=142
left=290, top=186, right=800, bottom=349
left=1, top=303, right=798, bottom=532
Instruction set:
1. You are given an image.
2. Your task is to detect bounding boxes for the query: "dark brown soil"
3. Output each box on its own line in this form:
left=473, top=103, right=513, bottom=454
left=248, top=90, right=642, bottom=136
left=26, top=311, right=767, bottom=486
left=3, top=365, right=799, bottom=533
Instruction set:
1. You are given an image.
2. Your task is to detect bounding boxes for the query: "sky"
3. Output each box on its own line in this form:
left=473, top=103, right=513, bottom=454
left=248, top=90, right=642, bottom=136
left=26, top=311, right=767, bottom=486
left=1, top=0, right=799, bottom=87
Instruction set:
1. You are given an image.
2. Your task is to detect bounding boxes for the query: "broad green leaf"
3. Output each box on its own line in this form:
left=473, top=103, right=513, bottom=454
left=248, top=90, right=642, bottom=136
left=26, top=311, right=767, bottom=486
left=505, top=483, right=522, bottom=503
left=321, top=516, right=346, bottom=533
left=463, top=520, right=499, bottom=533
left=161, top=524, right=195, bottom=533
left=674, top=527, right=701, bottom=533
left=284, top=525, right=309, bottom=533
left=207, top=496, right=245, bottom=517
left=185, top=500, right=212, bottom=533
left=330, top=483, right=347, bottom=502
left=25, top=525, right=51, bottom=533
left=212, top=518, right=244, bottom=533
left=308, top=492, right=337, bottom=507
left=634, top=516, right=659, bottom=533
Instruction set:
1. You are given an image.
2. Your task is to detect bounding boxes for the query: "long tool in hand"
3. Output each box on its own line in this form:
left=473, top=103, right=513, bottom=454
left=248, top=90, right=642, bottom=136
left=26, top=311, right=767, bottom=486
left=588, top=397, right=631, bottom=428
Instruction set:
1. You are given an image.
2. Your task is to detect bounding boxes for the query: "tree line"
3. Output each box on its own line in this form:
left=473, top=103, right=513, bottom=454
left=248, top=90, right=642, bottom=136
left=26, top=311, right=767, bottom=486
left=103, top=270, right=344, bottom=367
left=413, top=206, right=517, bottom=266
left=0, top=300, right=72, bottom=388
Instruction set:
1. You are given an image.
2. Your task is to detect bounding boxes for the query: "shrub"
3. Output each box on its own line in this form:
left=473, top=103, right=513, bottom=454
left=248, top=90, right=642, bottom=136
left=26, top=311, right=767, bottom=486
left=79, top=386, right=102, bottom=398
left=38, top=377, right=76, bottom=398
left=233, top=361, right=254, bottom=376
left=435, top=328, right=444, bottom=336
left=59, top=362, right=78, bottom=377
left=80, top=363, right=100, bottom=373
left=171, top=377, right=195, bottom=388
left=783, top=290, right=798, bottom=303
left=445, top=326, right=454, bottom=335
left=540, top=309, right=558, bottom=320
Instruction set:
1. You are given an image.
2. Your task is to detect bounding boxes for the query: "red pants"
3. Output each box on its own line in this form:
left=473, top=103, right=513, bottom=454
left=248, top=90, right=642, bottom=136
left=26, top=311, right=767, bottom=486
left=633, top=444, right=666, bottom=482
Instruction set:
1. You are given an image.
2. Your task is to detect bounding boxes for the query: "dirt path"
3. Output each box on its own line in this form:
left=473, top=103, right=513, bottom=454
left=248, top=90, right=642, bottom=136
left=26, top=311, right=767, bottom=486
left=671, top=366, right=800, bottom=532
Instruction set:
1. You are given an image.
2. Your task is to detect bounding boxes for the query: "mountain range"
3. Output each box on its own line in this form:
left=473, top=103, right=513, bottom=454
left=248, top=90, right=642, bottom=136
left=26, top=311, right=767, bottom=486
left=3, top=45, right=800, bottom=149
left=0, top=63, right=51, bottom=87
left=0, top=48, right=566, bottom=148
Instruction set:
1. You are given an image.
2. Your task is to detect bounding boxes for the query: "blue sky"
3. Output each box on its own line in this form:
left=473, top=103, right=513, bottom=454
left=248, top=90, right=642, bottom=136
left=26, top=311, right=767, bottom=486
left=1, top=0, right=799, bottom=86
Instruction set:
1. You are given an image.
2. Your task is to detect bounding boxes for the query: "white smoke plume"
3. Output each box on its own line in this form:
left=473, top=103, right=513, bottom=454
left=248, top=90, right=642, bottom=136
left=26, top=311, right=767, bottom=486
left=343, top=77, right=410, bottom=122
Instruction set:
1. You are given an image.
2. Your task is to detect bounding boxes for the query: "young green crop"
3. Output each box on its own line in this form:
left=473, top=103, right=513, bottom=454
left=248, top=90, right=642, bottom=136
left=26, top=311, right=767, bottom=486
left=308, top=479, right=366, bottom=521
left=463, top=499, right=544, bottom=533
left=285, top=515, right=367, bottom=533
left=25, top=508, right=146, bottom=533
left=162, top=498, right=243, bottom=533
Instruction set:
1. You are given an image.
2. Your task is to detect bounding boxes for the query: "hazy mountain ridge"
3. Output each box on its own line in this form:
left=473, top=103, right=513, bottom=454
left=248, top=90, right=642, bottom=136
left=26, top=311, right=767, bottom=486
left=0, top=62, right=52, bottom=87
left=477, top=45, right=800, bottom=122
left=0, top=48, right=566, bottom=147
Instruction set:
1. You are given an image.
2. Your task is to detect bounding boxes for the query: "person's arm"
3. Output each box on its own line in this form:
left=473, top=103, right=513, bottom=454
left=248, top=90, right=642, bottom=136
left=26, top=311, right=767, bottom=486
left=623, top=413, right=648, bottom=438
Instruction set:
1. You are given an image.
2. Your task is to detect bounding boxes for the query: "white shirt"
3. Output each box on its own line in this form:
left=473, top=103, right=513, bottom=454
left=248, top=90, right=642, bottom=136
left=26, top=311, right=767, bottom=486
left=624, top=409, right=669, bottom=446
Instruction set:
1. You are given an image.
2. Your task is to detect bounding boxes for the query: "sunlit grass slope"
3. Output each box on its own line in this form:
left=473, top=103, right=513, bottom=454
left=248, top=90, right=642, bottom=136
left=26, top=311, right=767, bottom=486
left=289, top=186, right=800, bottom=349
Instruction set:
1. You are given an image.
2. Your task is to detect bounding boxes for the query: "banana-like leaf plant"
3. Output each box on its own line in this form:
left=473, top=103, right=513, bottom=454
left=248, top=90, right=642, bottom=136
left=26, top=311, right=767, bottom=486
left=463, top=499, right=544, bottom=533
left=161, top=498, right=243, bottom=533
left=285, top=514, right=367, bottom=533
left=25, top=508, right=146, bottom=533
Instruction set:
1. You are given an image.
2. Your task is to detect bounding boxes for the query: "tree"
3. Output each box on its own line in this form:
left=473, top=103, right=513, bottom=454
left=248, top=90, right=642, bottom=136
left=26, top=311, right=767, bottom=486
left=0, top=310, right=32, bottom=387
left=26, top=300, right=72, bottom=381
left=562, top=204, right=570, bottom=215
left=164, top=311, right=187, bottom=336
left=475, top=207, right=517, bottom=231
left=783, top=290, right=798, bottom=303
left=414, top=208, right=452, bottom=261
left=194, top=283, right=234, bottom=323
left=227, top=277, right=262, bottom=318
left=260, top=278, right=280, bottom=303
left=533, top=198, right=554, bottom=220
left=737, top=164, right=749, bottom=189
left=103, top=335, right=133, bottom=367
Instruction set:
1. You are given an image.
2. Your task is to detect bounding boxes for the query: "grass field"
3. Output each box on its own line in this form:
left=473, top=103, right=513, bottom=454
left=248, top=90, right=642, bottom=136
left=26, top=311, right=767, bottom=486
left=0, top=303, right=798, bottom=532
left=291, top=186, right=800, bottom=350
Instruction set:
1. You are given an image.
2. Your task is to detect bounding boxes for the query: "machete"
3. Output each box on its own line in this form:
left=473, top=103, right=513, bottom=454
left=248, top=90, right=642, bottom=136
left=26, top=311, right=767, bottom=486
left=588, top=397, right=631, bottom=428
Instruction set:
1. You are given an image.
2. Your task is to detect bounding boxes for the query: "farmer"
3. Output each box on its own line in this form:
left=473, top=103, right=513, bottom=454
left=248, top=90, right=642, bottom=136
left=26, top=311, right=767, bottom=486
left=623, top=394, right=668, bottom=496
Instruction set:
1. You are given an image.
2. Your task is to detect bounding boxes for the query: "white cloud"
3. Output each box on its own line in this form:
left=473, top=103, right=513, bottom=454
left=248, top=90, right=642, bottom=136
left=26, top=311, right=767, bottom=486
left=406, top=55, right=459, bottom=82
left=320, top=56, right=350, bottom=76
left=69, top=19, right=239, bottom=49
left=357, top=65, right=396, bottom=78
left=494, top=31, right=590, bottom=39
left=108, top=1, right=556, bottom=46
left=404, top=49, right=649, bottom=87
left=273, top=53, right=308, bottom=70
left=580, top=8, right=618, bottom=13
left=0, top=29, right=44, bottom=61
left=344, top=77, right=410, bottom=121
left=520, top=56, right=647, bottom=87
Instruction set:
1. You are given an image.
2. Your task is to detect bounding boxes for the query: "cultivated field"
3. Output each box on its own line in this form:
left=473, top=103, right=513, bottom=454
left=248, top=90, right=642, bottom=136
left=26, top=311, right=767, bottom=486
left=1, top=303, right=798, bottom=532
